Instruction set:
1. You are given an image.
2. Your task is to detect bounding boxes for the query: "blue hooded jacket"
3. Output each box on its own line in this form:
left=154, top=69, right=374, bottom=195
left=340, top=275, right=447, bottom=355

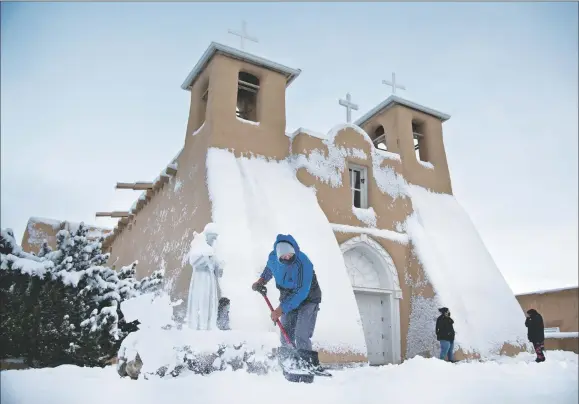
left=260, top=234, right=321, bottom=313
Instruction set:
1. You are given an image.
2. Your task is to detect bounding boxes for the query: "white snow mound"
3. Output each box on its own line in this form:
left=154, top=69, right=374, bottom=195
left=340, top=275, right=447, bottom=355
left=405, top=185, right=529, bottom=356
left=206, top=147, right=367, bottom=354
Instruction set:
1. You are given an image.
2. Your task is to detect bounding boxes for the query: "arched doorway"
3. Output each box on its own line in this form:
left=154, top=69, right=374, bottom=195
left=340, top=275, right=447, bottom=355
left=340, top=234, right=402, bottom=365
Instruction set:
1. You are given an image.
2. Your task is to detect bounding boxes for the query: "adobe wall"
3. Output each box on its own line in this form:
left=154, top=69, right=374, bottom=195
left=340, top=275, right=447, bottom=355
left=516, top=288, right=579, bottom=332
left=545, top=336, right=579, bottom=353
left=291, top=126, right=446, bottom=361
left=107, top=123, right=213, bottom=306
left=107, top=54, right=293, bottom=306
left=21, top=218, right=111, bottom=255
left=358, top=105, right=453, bottom=195
left=189, top=54, right=290, bottom=161
left=21, top=220, right=61, bottom=254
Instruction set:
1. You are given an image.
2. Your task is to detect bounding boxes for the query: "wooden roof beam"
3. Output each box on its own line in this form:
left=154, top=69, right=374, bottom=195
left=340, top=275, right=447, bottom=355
left=154, top=175, right=170, bottom=191
left=116, top=182, right=154, bottom=190
left=95, top=211, right=130, bottom=218
left=165, top=165, right=177, bottom=176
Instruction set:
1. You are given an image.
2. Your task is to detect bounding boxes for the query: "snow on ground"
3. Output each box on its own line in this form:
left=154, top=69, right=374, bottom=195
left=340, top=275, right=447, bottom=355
left=206, top=147, right=367, bottom=355
left=118, top=327, right=280, bottom=376
left=2, top=351, right=577, bottom=404
left=405, top=185, right=529, bottom=356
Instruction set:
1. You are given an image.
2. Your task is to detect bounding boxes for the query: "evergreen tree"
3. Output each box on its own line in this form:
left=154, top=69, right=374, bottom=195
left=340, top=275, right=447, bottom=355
left=1, top=227, right=165, bottom=367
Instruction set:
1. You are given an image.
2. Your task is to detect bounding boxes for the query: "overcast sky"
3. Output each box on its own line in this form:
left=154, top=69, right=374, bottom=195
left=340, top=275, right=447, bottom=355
left=1, top=2, right=577, bottom=294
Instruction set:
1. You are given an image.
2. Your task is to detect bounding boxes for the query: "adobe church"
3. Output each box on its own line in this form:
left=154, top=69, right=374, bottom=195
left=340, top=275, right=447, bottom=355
left=24, top=39, right=529, bottom=365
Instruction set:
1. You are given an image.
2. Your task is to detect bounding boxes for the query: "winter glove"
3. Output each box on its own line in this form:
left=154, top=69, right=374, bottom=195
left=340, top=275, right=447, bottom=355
left=252, top=278, right=266, bottom=291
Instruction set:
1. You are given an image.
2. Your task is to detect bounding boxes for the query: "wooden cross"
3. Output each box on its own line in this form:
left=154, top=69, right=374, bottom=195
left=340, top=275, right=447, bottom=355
left=228, top=20, right=258, bottom=50
left=382, top=72, right=406, bottom=95
left=339, top=93, right=359, bottom=123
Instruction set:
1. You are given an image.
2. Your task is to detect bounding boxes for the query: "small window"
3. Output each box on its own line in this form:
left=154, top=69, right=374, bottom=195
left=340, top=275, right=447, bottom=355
left=412, top=120, right=426, bottom=162
left=373, top=125, right=387, bottom=151
left=348, top=164, right=368, bottom=209
left=236, top=71, right=259, bottom=122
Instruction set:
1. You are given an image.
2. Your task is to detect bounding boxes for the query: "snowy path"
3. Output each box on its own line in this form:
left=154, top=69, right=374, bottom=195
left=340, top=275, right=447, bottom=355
left=1, top=352, right=577, bottom=404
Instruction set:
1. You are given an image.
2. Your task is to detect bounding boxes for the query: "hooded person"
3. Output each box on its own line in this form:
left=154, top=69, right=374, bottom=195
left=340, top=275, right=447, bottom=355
left=525, top=309, right=546, bottom=362
left=436, top=307, right=456, bottom=362
left=252, top=234, right=322, bottom=351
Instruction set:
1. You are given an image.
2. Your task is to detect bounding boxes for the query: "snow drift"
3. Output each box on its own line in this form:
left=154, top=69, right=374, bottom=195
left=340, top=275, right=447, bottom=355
left=206, top=147, right=367, bottom=354
left=117, top=292, right=279, bottom=379
left=3, top=351, right=578, bottom=404
left=405, top=185, right=529, bottom=356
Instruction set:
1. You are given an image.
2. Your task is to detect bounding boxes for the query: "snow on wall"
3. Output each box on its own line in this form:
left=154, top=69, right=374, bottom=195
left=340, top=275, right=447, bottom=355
left=26, top=217, right=61, bottom=245
left=331, top=224, right=408, bottom=245
left=352, top=207, right=377, bottom=227
left=545, top=332, right=579, bottom=339
left=405, top=185, right=529, bottom=356
left=289, top=124, right=408, bottom=201
left=206, top=147, right=367, bottom=354
left=406, top=294, right=440, bottom=358
left=372, top=151, right=409, bottom=200
left=26, top=218, right=111, bottom=248
left=516, top=285, right=578, bottom=296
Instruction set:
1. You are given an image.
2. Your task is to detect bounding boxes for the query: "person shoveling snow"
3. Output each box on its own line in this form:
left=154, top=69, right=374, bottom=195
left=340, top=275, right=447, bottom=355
left=252, top=234, right=330, bottom=382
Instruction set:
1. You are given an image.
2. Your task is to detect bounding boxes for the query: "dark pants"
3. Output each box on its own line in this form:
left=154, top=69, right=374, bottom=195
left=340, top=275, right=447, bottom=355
left=533, top=341, right=545, bottom=362
left=280, top=302, right=319, bottom=350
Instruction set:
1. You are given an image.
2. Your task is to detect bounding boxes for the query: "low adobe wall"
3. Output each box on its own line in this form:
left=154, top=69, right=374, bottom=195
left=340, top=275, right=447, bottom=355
left=545, top=334, right=579, bottom=354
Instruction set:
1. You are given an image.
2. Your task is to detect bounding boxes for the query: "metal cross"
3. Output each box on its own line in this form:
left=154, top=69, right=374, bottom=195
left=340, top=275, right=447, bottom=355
left=228, top=20, right=258, bottom=50
left=382, top=72, right=406, bottom=95
left=338, top=93, right=359, bottom=123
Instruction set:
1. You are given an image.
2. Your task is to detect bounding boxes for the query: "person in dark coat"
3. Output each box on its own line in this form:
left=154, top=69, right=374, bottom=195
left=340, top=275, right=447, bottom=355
left=525, top=309, right=546, bottom=362
left=436, top=307, right=456, bottom=362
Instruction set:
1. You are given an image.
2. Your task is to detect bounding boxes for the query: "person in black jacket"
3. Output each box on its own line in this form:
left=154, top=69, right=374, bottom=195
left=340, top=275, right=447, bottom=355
left=436, top=307, right=456, bottom=362
left=525, top=309, right=546, bottom=362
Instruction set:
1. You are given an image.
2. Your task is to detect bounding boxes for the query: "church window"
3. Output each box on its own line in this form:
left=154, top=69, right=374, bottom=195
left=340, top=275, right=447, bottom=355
left=348, top=163, right=368, bottom=209
left=236, top=71, right=259, bottom=122
left=373, top=125, right=387, bottom=151
left=412, top=120, right=427, bottom=162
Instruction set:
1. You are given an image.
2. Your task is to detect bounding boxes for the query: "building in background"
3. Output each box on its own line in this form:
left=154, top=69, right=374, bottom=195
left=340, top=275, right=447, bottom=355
left=516, top=286, right=578, bottom=353
left=21, top=217, right=111, bottom=255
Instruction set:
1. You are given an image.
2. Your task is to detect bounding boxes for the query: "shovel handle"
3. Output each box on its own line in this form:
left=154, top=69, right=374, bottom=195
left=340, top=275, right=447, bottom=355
left=256, top=287, right=293, bottom=346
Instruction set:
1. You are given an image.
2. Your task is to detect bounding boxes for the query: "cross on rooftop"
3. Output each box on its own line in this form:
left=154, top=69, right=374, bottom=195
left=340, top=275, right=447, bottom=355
left=338, top=93, right=359, bottom=123
left=382, top=72, right=406, bottom=95
left=227, top=20, right=258, bottom=50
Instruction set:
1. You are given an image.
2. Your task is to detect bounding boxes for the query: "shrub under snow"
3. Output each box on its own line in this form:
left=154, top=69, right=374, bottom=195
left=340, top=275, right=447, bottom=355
left=116, top=292, right=280, bottom=380
left=0, top=225, right=163, bottom=368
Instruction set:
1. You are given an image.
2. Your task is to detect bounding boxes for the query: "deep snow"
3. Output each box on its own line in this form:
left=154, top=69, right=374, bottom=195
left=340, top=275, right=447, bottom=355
left=405, top=185, right=530, bottom=356
left=206, top=147, right=367, bottom=354
left=1, top=351, right=577, bottom=404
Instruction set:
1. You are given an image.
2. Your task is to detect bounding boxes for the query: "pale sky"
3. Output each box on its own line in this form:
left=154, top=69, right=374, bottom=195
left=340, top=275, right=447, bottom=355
left=1, top=2, right=577, bottom=294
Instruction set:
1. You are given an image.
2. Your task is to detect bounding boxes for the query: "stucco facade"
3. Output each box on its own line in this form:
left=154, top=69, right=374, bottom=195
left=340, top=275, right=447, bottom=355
left=69, top=42, right=524, bottom=363
left=21, top=217, right=111, bottom=255
left=516, top=287, right=579, bottom=353
left=516, top=286, right=579, bottom=333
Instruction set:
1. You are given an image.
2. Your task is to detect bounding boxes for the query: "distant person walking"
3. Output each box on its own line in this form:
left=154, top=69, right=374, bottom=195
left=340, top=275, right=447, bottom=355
left=525, top=309, right=546, bottom=363
left=436, top=307, right=456, bottom=363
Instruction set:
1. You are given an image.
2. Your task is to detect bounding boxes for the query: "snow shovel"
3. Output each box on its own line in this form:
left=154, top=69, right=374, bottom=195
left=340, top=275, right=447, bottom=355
left=254, top=285, right=332, bottom=382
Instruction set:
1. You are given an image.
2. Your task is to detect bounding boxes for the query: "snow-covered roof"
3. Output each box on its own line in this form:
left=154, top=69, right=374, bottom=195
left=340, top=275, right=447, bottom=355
left=516, top=285, right=578, bottom=297
left=354, top=95, right=451, bottom=127
left=181, top=42, right=302, bottom=91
